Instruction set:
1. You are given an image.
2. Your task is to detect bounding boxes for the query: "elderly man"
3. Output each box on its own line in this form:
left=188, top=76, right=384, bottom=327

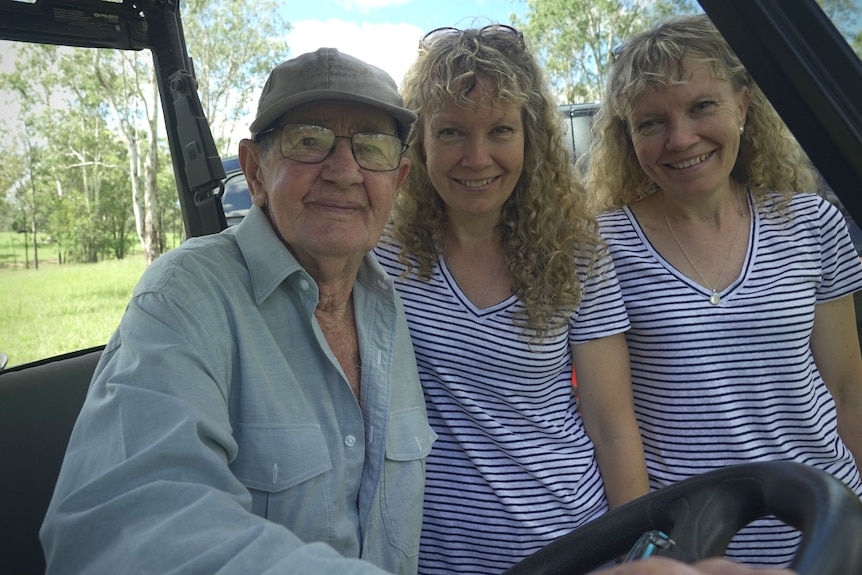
left=40, top=48, right=434, bottom=575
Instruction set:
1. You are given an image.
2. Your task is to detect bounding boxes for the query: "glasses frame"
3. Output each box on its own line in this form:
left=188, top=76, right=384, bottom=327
left=256, top=123, right=407, bottom=172
left=420, top=24, right=524, bottom=49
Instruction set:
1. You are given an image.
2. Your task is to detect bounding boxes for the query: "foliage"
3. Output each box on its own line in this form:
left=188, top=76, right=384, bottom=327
left=0, top=0, right=292, bottom=267
left=0, top=44, right=138, bottom=264
left=817, top=0, right=862, bottom=58
left=515, top=0, right=701, bottom=103
left=155, top=141, right=185, bottom=251
left=516, top=0, right=861, bottom=104
left=182, top=0, right=291, bottom=156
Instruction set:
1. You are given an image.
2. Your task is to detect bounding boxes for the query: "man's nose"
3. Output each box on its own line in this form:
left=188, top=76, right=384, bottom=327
left=322, top=137, right=364, bottom=181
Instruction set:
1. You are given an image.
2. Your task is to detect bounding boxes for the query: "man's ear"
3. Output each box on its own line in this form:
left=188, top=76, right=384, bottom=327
left=238, top=139, right=268, bottom=208
left=395, top=157, right=411, bottom=189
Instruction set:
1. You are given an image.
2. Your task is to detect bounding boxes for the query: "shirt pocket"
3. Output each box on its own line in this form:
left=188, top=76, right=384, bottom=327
left=382, top=408, right=437, bottom=556
left=231, top=425, right=333, bottom=522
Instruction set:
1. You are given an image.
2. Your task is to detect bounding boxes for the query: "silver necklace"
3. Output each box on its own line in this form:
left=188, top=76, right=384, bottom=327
left=659, top=189, right=746, bottom=306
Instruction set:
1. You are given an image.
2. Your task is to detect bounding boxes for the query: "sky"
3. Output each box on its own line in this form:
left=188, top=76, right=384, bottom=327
left=281, top=0, right=528, bottom=88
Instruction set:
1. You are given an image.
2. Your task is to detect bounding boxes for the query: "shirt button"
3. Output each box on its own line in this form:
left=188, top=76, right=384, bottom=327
left=344, top=435, right=357, bottom=447
left=299, top=279, right=310, bottom=291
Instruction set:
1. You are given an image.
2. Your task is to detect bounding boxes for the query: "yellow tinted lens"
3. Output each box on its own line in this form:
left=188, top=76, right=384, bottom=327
left=281, top=124, right=334, bottom=162
left=352, top=133, right=402, bottom=170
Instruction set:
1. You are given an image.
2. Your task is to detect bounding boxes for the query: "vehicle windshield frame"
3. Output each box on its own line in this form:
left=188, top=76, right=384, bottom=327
left=699, top=0, right=862, bottom=224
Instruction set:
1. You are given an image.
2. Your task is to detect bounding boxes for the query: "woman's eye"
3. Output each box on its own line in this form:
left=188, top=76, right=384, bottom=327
left=635, top=120, right=661, bottom=135
left=435, top=128, right=463, bottom=142
left=694, top=100, right=717, bottom=113
left=492, top=126, right=515, bottom=137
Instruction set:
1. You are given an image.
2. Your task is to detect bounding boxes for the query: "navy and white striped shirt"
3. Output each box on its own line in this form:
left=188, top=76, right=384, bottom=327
left=375, top=241, right=629, bottom=575
left=598, top=191, right=862, bottom=566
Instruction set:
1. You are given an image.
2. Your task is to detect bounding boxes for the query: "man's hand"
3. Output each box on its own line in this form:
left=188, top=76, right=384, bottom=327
left=601, top=557, right=796, bottom=574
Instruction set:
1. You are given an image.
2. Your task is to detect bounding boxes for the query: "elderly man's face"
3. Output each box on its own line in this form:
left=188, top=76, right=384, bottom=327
left=240, top=100, right=410, bottom=272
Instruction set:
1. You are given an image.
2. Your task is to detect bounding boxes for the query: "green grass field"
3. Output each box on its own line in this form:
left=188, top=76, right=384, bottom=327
left=0, top=255, right=147, bottom=368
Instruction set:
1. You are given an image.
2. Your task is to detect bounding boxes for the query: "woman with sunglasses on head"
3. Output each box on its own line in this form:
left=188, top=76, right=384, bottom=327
left=374, top=24, right=648, bottom=574
left=587, top=14, right=862, bottom=567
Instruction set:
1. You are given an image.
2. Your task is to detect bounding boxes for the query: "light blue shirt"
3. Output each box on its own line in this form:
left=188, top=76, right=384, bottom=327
left=41, top=206, right=435, bottom=575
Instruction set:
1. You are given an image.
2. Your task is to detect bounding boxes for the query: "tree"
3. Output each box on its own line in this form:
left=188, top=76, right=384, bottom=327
left=49, top=109, right=133, bottom=263
left=0, top=0, right=292, bottom=267
left=0, top=144, right=16, bottom=235
left=0, top=43, right=152, bottom=263
left=1, top=44, right=143, bottom=264
left=0, top=43, right=62, bottom=268
left=517, top=0, right=860, bottom=105
left=87, top=48, right=163, bottom=265
left=817, top=0, right=862, bottom=58
left=515, top=0, right=700, bottom=103
left=19, top=132, right=44, bottom=269
left=182, top=0, right=290, bottom=157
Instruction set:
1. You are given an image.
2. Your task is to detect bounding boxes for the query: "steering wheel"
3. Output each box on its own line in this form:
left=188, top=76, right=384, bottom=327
left=502, top=461, right=862, bottom=575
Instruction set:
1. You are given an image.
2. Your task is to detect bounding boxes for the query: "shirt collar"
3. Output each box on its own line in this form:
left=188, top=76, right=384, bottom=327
left=234, top=205, right=303, bottom=304
left=234, top=205, right=395, bottom=304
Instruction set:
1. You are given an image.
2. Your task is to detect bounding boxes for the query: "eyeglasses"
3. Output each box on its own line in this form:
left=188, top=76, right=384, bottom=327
left=420, top=24, right=524, bottom=49
left=257, top=123, right=407, bottom=172
left=610, top=43, right=625, bottom=62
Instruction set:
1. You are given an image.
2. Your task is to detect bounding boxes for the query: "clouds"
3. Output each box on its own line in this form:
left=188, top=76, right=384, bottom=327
left=286, top=19, right=423, bottom=87
left=231, top=17, right=424, bottom=146
left=279, top=0, right=524, bottom=86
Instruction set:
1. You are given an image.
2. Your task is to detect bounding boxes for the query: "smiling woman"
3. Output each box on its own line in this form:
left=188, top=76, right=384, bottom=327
left=588, top=13, right=862, bottom=567
left=376, top=21, right=649, bottom=575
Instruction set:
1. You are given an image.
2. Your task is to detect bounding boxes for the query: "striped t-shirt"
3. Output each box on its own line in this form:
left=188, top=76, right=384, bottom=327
left=374, top=241, right=629, bottom=575
left=598, top=191, right=862, bottom=566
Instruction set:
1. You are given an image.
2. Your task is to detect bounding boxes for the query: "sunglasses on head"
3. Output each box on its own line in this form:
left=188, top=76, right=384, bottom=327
left=419, top=24, right=524, bottom=49
left=610, top=43, right=626, bottom=62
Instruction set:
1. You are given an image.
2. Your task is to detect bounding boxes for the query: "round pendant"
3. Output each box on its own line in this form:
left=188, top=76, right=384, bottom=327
left=709, top=292, right=721, bottom=305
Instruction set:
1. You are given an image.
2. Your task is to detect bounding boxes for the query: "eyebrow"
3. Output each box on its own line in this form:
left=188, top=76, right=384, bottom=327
left=288, top=116, right=397, bottom=135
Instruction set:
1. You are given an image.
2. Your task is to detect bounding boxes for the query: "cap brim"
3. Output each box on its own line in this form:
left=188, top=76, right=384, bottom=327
left=250, top=90, right=417, bottom=137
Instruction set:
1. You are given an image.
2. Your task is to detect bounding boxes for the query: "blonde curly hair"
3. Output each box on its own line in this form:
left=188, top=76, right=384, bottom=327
left=388, top=24, right=600, bottom=339
left=586, top=14, right=819, bottom=213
